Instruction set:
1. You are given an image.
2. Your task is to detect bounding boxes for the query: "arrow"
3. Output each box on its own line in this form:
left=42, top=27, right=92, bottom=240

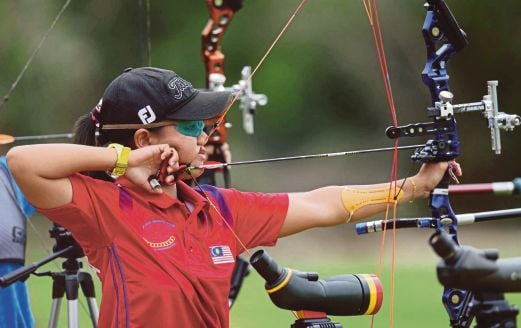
left=186, top=144, right=424, bottom=171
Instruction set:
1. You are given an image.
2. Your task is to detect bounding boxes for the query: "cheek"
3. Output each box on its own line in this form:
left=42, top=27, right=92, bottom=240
left=154, top=128, right=198, bottom=162
left=175, top=137, right=199, bottom=162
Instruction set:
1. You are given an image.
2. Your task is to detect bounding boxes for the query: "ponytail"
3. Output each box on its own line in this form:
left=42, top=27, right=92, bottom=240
left=72, top=113, right=136, bottom=181
left=72, top=113, right=136, bottom=148
left=72, top=114, right=98, bottom=146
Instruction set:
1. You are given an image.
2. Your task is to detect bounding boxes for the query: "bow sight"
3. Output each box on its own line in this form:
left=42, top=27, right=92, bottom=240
left=386, top=81, right=521, bottom=159
left=385, top=0, right=520, bottom=161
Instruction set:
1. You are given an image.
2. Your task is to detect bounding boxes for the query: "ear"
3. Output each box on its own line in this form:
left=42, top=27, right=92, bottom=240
left=133, top=129, right=153, bottom=148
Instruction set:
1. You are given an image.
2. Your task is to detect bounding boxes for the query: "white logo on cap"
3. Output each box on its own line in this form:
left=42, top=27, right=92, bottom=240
left=138, top=105, right=157, bottom=124
left=167, top=77, right=192, bottom=100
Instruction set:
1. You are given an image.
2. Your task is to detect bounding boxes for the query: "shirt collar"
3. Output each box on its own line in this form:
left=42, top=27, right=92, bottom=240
left=116, top=177, right=208, bottom=209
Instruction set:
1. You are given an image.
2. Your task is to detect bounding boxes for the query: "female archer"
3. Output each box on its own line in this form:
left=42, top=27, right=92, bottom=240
left=6, top=67, right=460, bottom=327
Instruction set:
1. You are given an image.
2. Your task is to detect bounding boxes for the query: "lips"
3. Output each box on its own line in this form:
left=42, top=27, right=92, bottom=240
left=197, top=148, right=208, bottom=162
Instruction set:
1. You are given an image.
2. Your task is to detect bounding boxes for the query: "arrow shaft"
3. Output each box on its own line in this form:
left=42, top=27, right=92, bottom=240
left=14, top=133, right=74, bottom=141
left=190, top=144, right=423, bottom=170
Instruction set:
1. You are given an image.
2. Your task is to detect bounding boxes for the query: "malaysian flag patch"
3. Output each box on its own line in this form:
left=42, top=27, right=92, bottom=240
left=209, top=245, right=235, bottom=265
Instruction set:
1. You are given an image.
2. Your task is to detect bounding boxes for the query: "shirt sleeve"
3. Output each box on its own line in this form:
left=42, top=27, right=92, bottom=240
left=219, top=188, right=289, bottom=252
left=37, top=173, right=120, bottom=249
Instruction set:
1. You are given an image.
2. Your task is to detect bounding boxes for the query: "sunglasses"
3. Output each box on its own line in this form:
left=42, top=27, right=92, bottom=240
left=175, top=120, right=205, bottom=137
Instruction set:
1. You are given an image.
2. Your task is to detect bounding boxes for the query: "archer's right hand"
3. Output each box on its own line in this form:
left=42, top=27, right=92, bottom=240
left=125, top=144, right=180, bottom=193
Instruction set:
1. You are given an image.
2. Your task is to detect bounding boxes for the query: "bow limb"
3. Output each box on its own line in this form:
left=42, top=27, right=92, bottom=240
left=195, top=0, right=306, bottom=314
left=199, top=0, right=243, bottom=187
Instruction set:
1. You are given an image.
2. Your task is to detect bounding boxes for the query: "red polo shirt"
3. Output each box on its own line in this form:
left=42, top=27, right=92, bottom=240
left=39, top=173, right=288, bottom=327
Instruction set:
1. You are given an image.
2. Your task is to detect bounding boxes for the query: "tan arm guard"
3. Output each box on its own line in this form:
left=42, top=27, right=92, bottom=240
left=341, top=186, right=403, bottom=223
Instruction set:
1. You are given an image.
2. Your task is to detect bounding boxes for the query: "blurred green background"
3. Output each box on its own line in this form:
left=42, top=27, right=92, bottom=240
left=2, top=0, right=520, bottom=327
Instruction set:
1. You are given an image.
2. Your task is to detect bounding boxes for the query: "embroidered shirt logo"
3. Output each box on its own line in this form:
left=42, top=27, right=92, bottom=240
left=142, top=220, right=176, bottom=251
left=167, top=77, right=193, bottom=100
left=138, top=105, right=157, bottom=124
left=209, top=245, right=235, bottom=264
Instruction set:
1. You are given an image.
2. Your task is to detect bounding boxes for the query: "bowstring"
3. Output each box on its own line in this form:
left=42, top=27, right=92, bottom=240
left=0, top=0, right=72, bottom=111
left=188, top=172, right=299, bottom=320
left=0, top=0, right=75, bottom=274
left=188, top=171, right=252, bottom=257
left=196, top=2, right=307, bottom=320
left=138, top=0, right=152, bottom=67
left=191, top=0, right=308, bottom=253
left=0, top=0, right=123, bottom=320
left=0, top=0, right=73, bottom=268
left=361, top=0, right=400, bottom=326
left=206, top=0, right=308, bottom=138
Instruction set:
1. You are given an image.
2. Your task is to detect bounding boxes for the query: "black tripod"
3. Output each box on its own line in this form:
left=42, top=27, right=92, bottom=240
left=471, top=292, right=519, bottom=328
left=0, top=224, right=99, bottom=327
left=430, top=230, right=521, bottom=327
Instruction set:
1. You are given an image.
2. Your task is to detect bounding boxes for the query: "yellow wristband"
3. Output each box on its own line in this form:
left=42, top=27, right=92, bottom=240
left=108, top=143, right=131, bottom=178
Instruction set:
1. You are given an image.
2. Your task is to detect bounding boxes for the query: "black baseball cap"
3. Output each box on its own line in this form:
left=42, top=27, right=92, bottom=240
left=97, top=67, right=232, bottom=128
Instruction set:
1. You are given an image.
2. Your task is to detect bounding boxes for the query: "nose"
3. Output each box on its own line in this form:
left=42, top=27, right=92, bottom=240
left=197, top=130, right=209, bottom=145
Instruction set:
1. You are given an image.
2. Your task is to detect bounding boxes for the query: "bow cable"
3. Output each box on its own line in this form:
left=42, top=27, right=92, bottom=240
left=193, top=2, right=307, bottom=318
left=192, top=0, right=308, bottom=253
left=361, top=0, right=402, bottom=326
left=206, top=0, right=308, bottom=139
left=0, top=0, right=72, bottom=111
left=0, top=0, right=73, bottom=262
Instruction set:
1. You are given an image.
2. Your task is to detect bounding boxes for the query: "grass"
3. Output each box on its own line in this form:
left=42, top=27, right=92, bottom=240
left=230, top=262, right=521, bottom=328
left=26, top=260, right=521, bottom=327
left=25, top=216, right=521, bottom=327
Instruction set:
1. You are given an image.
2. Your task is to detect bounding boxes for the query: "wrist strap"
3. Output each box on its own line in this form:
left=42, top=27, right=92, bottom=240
left=108, top=143, right=131, bottom=179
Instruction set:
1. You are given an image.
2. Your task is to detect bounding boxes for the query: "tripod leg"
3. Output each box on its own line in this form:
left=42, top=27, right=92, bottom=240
left=48, top=276, right=65, bottom=328
left=65, top=275, right=79, bottom=328
left=66, top=299, right=79, bottom=328
left=80, top=272, right=99, bottom=327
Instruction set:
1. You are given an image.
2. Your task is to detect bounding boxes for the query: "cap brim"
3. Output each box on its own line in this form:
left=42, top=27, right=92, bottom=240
left=166, top=90, right=232, bottom=120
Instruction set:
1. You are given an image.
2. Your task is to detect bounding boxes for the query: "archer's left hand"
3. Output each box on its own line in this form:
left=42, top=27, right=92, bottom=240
left=413, top=161, right=462, bottom=198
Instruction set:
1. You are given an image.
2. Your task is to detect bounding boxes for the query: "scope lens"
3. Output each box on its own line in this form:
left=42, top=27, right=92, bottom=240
left=357, top=274, right=383, bottom=315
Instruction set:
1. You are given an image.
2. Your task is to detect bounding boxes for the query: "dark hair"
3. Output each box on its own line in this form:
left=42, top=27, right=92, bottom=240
left=72, top=114, right=137, bottom=147
left=72, top=113, right=138, bottom=181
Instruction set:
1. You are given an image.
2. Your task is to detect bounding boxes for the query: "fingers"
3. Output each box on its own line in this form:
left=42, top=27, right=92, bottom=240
left=144, top=179, right=164, bottom=194
left=155, top=145, right=184, bottom=187
left=448, top=160, right=462, bottom=176
left=415, top=160, right=463, bottom=193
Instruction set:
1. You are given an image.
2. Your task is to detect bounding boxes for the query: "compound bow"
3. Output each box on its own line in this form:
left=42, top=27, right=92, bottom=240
left=367, top=0, right=520, bottom=326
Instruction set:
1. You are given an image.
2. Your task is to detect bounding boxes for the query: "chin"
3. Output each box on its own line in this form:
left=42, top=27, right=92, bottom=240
left=180, top=168, right=204, bottom=181
left=189, top=168, right=204, bottom=179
